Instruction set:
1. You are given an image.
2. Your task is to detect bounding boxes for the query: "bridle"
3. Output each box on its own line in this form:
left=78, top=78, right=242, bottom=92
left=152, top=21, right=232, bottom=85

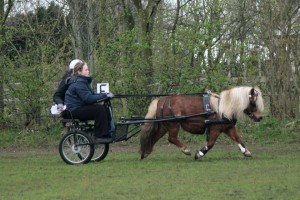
left=243, top=89, right=260, bottom=121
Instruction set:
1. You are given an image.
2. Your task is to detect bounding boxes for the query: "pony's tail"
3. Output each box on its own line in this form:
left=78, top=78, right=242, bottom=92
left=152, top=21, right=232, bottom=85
left=140, top=98, right=160, bottom=159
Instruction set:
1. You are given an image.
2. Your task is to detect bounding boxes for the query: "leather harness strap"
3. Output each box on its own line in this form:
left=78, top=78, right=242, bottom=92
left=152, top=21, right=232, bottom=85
left=160, top=94, right=212, bottom=118
left=160, top=96, right=175, bottom=118
left=203, top=94, right=211, bottom=113
left=160, top=96, right=167, bottom=117
left=168, top=96, right=175, bottom=116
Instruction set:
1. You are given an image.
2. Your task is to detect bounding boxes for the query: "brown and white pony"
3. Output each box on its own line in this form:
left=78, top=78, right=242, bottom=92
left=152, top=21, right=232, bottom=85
left=140, top=86, right=264, bottom=160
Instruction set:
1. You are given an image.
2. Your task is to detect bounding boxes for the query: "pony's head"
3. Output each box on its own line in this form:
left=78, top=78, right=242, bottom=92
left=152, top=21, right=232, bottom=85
left=243, top=88, right=264, bottom=121
left=218, top=87, right=264, bottom=122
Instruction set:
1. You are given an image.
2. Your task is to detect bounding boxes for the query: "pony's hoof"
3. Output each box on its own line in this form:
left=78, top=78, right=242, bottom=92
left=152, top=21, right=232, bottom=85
left=243, top=150, right=252, bottom=157
left=194, top=150, right=203, bottom=160
left=182, top=149, right=191, bottom=156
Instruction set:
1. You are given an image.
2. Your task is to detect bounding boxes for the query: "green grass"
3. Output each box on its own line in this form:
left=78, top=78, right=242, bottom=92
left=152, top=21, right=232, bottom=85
left=0, top=142, right=299, bottom=200
left=1, top=117, right=300, bottom=200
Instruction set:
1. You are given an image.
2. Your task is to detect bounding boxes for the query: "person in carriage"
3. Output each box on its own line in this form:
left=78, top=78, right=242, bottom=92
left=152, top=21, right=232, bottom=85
left=52, top=59, right=82, bottom=113
left=63, top=60, right=114, bottom=143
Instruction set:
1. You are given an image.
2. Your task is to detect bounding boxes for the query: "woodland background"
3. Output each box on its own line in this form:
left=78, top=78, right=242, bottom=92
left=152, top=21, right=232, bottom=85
left=0, top=0, right=300, bottom=129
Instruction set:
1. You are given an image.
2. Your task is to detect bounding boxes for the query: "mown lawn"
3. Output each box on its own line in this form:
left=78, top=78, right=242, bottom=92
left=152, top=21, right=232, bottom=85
left=0, top=140, right=299, bottom=200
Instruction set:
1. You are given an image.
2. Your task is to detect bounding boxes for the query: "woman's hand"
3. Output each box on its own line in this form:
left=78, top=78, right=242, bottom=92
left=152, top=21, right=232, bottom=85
left=107, top=92, right=114, bottom=98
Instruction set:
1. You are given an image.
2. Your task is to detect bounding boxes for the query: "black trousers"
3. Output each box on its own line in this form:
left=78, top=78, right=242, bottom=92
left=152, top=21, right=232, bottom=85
left=63, top=104, right=109, bottom=138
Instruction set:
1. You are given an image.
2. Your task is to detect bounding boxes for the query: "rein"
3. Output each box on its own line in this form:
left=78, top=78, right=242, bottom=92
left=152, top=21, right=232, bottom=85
left=205, top=90, right=220, bottom=99
left=113, top=93, right=209, bottom=98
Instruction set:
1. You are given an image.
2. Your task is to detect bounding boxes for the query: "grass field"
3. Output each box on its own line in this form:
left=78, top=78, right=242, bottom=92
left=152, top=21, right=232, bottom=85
left=1, top=139, right=299, bottom=200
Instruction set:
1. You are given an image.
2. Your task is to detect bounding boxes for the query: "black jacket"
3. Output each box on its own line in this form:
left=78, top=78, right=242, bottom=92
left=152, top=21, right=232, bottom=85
left=52, top=71, right=72, bottom=104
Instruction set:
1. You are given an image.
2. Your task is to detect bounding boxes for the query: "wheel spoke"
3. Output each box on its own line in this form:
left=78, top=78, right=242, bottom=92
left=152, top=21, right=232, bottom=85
left=59, top=132, right=94, bottom=164
left=76, top=153, right=85, bottom=160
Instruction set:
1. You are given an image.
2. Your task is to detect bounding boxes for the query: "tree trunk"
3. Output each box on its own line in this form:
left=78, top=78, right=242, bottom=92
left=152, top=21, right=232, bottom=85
left=132, top=0, right=162, bottom=92
left=87, top=0, right=96, bottom=74
left=67, top=0, right=85, bottom=59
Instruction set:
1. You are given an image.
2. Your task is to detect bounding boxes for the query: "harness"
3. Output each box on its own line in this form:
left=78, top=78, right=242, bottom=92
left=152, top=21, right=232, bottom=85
left=203, top=93, right=211, bottom=113
left=158, top=93, right=214, bottom=118
left=158, top=92, right=234, bottom=141
left=160, top=96, right=175, bottom=117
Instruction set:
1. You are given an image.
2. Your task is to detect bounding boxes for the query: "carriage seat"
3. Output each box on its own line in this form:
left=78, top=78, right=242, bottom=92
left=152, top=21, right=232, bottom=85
left=60, top=118, right=93, bottom=128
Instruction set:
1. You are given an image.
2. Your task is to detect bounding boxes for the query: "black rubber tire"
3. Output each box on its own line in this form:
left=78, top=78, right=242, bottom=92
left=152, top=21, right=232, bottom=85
left=59, top=131, right=94, bottom=164
left=91, top=143, right=109, bottom=162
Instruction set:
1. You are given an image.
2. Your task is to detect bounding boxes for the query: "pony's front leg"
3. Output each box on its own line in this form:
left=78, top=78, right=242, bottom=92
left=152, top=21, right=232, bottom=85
left=195, top=129, right=221, bottom=160
left=225, top=127, right=251, bottom=157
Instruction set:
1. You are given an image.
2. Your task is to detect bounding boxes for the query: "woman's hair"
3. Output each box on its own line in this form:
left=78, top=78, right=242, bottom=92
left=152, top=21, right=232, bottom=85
left=73, top=61, right=86, bottom=75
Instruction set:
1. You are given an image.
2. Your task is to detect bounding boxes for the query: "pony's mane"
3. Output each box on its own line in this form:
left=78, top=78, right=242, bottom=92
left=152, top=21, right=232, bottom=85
left=217, top=86, right=264, bottom=120
left=208, top=92, right=220, bottom=112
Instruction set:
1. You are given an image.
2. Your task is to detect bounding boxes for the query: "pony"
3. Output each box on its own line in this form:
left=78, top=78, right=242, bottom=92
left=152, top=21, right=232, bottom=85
left=140, top=86, right=264, bottom=160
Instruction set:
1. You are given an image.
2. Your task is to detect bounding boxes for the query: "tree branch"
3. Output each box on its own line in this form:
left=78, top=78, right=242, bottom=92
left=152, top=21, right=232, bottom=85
left=2, top=0, right=13, bottom=26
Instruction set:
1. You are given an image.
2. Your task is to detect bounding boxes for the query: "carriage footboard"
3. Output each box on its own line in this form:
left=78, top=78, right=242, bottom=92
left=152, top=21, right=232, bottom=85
left=115, top=122, right=142, bottom=142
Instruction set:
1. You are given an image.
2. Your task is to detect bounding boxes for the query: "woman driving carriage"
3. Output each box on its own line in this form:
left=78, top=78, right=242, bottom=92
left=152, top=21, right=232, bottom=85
left=64, top=60, right=114, bottom=143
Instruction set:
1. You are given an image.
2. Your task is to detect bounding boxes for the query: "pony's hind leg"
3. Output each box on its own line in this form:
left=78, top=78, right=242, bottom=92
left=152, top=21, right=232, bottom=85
left=167, top=124, right=191, bottom=156
left=140, top=123, right=167, bottom=159
left=140, top=98, right=166, bottom=159
left=224, top=127, right=251, bottom=157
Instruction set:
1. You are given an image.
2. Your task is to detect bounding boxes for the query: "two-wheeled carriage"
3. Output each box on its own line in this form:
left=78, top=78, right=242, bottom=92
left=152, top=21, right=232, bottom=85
left=58, top=97, right=213, bottom=164
left=58, top=99, right=142, bottom=164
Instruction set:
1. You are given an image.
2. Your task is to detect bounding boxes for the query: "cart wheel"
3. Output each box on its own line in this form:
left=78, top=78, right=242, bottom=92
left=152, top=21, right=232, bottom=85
left=91, top=143, right=109, bottom=162
left=59, top=131, right=94, bottom=164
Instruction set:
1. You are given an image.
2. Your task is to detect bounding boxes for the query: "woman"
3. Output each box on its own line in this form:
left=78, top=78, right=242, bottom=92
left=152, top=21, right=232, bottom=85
left=52, top=59, right=82, bottom=112
left=64, top=60, right=114, bottom=143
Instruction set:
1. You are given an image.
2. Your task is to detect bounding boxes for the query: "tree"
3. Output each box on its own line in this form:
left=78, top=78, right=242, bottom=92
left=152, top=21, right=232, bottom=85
left=256, top=0, right=300, bottom=119
left=3, top=1, right=71, bottom=127
left=66, top=0, right=101, bottom=73
left=2, top=0, right=300, bottom=130
left=94, top=0, right=164, bottom=116
left=0, top=0, right=13, bottom=126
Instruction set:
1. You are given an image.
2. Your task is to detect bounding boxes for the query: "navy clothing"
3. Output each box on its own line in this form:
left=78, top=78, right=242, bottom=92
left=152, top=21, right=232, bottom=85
left=64, top=75, right=110, bottom=138
left=63, top=104, right=109, bottom=138
left=53, top=71, right=72, bottom=105
left=65, top=75, right=108, bottom=112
